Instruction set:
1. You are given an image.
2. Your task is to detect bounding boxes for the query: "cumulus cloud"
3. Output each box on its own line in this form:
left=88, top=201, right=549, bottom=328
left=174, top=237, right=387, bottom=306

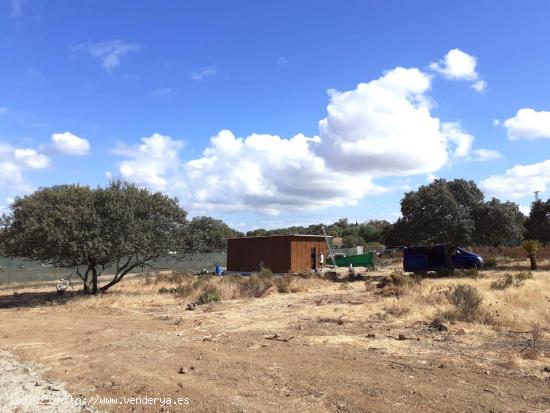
left=472, top=149, right=502, bottom=161
left=430, top=49, right=486, bottom=91
left=75, top=40, right=140, bottom=73
left=111, top=133, right=184, bottom=190
left=504, top=108, right=550, bottom=140
left=190, top=67, right=216, bottom=81
left=112, top=60, right=491, bottom=214
left=184, top=130, right=385, bottom=214
left=441, top=122, right=473, bottom=158
left=315, top=67, right=475, bottom=175
left=51, top=132, right=90, bottom=155
left=14, top=149, right=50, bottom=169
left=0, top=142, right=50, bottom=193
left=471, top=80, right=487, bottom=92
left=480, top=160, right=550, bottom=199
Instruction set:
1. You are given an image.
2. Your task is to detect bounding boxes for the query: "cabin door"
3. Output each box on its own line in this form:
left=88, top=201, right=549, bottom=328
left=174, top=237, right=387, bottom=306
left=311, top=247, right=317, bottom=270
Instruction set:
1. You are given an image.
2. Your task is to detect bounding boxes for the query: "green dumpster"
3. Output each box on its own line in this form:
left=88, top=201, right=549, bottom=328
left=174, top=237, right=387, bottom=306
left=327, top=252, right=375, bottom=268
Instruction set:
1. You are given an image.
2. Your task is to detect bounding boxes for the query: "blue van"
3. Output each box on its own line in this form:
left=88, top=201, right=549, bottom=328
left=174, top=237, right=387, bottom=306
left=403, top=245, right=484, bottom=273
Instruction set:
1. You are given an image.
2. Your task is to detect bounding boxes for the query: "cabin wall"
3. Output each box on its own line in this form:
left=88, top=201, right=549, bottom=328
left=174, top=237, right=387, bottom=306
left=290, top=240, right=328, bottom=273
left=227, top=237, right=292, bottom=273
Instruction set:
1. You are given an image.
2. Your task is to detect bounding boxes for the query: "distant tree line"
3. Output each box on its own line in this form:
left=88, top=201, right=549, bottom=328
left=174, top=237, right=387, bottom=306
left=1, top=179, right=548, bottom=293
left=245, top=218, right=391, bottom=248
left=247, top=179, right=550, bottom=252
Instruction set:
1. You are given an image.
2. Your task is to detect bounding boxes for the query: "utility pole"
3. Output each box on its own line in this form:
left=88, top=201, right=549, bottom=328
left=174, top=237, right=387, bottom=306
left=321, top=225, right=336, bottom=267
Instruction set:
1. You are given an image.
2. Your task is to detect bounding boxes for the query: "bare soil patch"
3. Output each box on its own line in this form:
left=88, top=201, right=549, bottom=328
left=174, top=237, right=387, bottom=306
left=1, top=265, right=549, bottom=412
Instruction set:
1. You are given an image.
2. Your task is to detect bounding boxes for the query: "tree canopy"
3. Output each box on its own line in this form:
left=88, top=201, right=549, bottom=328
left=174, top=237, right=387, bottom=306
left=471, top=198, right=525, bottom=246
left=182, top=216, right=243, bottom=253
left=524, top=199, right=550, bottom=246
left=383, top=179, right=525, bottom=249
left=245, top=219, right=390, bottom=247
left=398, top=179, right=476, bottom=247
left=1, top=182, right=191, bottom=293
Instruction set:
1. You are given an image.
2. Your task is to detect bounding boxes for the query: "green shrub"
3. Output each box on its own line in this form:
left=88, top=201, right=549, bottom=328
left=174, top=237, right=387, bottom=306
left=197, top=285, right=221, bottom=304
left=258, top=267, right=273, bottom=278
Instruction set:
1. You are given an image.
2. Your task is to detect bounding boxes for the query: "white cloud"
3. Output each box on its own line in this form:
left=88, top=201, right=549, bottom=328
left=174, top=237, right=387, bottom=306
left=112, top=133, right=184, bottom=190
left=76, top=40, right=140, bottom=73
left=519, top=204, right=531, bottom=216
left=472, top=149, right=502, bottom=161
left=493, top=119, right=500, bottom=126
left=504, top=108, right=550, bottom=140
left=112, top=59, right=491, bottom=214
left=471, top=80, right=487, bottom=92
left=441, top=122, right=473, bottom=158
left=0, top=106, right=7, bottom=114
left=190, top=67, right=216, bottom=81
left=480, top=160, right=550, bottom=199
left=51, top=132, right=90, bottom=155
left=14, top=149, right=50, bottom=169
left=152, top=88, right=172, bottom=97
left=430, top=49, right=478, bottom=80
left=184, top=130, right=385, bottom=214
left=316, top=67, right=464, bottom=175
left=429, top=49, right=486, bottom=92
left=0, top=142, right=50, bottom=194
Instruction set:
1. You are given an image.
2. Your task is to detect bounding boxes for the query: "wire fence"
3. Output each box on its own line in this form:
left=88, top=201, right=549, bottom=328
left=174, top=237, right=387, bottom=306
left=0, top=253, right=227, bottom=285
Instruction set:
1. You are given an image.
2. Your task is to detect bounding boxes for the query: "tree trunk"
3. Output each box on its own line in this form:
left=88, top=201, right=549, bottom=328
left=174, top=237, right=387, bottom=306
left=82, top=268, right=90, bottom=294
left=529, top=253, right=537, bottom=270
left=99, top=275, right=123, bottom=293
left=88, top=256, right=98, bottom=295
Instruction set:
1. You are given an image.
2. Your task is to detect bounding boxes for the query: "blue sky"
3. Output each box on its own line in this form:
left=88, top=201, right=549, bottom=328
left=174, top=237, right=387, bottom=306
left=2, top=0, right=550, bottom=231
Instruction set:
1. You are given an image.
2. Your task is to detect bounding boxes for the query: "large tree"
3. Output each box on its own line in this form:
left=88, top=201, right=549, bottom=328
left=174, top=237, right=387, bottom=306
left=182, top=216, right=242, bottom=252
left=472, top=198, right=525, bottom=246
left=384, top=179, right=525, bottom=255
left=524, top=199, right=550, bottom=246
left=2, top=182, right=190, bottom=294
left=399, top=179, right=475, bottom=266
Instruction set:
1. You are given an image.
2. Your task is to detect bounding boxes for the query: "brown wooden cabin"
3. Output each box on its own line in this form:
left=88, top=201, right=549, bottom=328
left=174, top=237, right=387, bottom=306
left=227, top=235, right=329, bottom=273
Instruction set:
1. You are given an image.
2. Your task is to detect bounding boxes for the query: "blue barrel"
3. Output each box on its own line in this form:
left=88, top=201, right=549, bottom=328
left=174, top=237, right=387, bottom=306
left=215, top=265, right=223, bottom=276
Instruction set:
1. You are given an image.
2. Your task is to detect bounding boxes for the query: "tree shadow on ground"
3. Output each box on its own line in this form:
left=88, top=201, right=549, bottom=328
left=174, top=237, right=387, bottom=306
left=0, top=290, right=81, bottom=309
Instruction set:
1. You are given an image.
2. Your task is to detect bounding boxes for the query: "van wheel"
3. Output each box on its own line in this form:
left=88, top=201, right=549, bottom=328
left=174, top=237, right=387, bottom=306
left=466, top=262, right=479, bottom=270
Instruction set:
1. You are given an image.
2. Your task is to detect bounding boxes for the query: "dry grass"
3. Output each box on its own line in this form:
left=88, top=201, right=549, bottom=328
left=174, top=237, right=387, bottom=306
left=474, top=245, right=550, bottom=265
left=388, top=269, right=550, bottom=330
left=63, top=271, right=329, bottom=310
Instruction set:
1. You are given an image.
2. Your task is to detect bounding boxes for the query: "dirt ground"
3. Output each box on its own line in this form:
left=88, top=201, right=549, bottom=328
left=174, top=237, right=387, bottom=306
left=1, top=265, right=549, bottom=412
